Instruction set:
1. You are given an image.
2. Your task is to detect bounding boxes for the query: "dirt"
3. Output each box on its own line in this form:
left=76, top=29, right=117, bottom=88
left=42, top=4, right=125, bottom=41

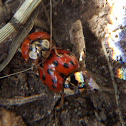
left=0, top=0, right=126, bottom=126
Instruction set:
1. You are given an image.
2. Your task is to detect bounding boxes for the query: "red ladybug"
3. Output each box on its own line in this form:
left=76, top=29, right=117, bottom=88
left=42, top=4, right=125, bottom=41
left=45, top=49, right=79, bottom=76
left=38, top=49, right=79, bottom=92
left=21, top=31, right=50, bottom=62
left=39, top=67, right=64, bottom=92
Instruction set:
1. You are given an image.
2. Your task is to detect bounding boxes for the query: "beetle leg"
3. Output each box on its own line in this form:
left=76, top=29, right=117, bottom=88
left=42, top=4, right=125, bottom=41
left=55, top=86, right=64, bottom=109
left=53, top=45, right=63, bottom=57
left=60, top=87, right=65, bottom=106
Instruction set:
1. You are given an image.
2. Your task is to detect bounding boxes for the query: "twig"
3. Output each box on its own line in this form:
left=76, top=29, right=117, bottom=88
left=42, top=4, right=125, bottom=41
left=0, top=93, right=47, bottom=106
left=0, top=6, right=40, bottom=72
left=41, top=0, right=53, bottom=50
left=102, top=42, right=125, bottom=126
left=41, top=1, right=50, bottom=25
left=0, top=0, right=42, bottom=44
left=0, top=67, right=33, bottom=79
left=0, top=0, right=42, bottom=72
left=50, top=0, right=53, bottom=48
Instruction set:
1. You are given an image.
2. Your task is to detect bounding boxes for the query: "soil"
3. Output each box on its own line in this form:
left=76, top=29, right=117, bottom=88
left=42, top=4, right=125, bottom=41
left=0, top=0, right=126, bottom=126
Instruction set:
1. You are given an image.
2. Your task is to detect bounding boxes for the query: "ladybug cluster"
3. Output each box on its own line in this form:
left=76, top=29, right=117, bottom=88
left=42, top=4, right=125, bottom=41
left=21, top=31, right=98, bottom=95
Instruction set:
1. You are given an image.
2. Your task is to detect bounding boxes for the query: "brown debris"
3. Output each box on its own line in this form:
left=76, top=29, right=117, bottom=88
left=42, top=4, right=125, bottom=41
left=69, top=20, right=85, bottom=58
left=0, top=108, right=26, bottom=126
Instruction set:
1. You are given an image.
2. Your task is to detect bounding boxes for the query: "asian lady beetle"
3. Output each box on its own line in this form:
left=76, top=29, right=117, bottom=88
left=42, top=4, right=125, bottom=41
left=38, top=49, right=79, bottom=92
left=21, top=31, right=50, bottom=63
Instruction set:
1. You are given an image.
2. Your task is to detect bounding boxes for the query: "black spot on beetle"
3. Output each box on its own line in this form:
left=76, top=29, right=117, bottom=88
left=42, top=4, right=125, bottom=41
left=59, top=73, right=66, bottom=78
left=53, top=61, right=58, bottom=67
left=52, top=84, right=57, bottom=89
left=52, top=78, right=57, bottom=84
left=47, top=68, right=53, bottom=75
left=40, top=63, right=44, bottom=67
left=70, top=74, right=78, bottom=86
left=29, top=45, right=33, bottom=51
left=36, top=43, right=41, bottom=47
left=47, top=53, right=53, bottom=60
left=42, top=75, right=46, bottom=81
left=69, top=61, right=74, bottom=65
left=63, top=63, right=69, bottom=68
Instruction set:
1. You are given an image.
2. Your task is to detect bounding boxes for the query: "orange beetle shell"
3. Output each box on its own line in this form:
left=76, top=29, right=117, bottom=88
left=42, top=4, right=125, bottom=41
left=21, top=31, right=50, bottom=62
left=38, top=49, right=79, bottom=92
